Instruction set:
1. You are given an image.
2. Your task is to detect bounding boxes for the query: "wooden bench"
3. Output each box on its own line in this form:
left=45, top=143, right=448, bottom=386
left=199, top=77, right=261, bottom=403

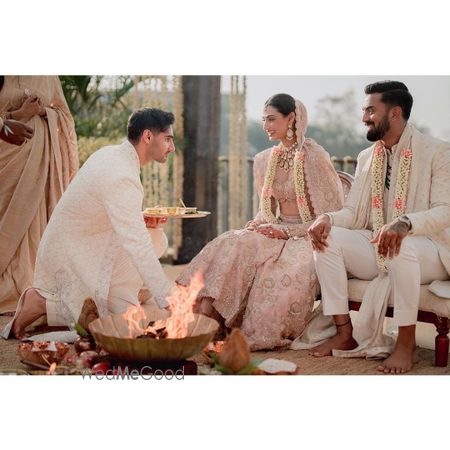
left=336, top=170, right=450, bottom=367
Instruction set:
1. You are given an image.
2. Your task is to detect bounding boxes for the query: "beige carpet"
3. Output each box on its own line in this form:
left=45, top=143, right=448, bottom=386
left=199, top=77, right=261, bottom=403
left=1, top=315, right=448, bottom=375
left=2, top=264, right=448, bottom=375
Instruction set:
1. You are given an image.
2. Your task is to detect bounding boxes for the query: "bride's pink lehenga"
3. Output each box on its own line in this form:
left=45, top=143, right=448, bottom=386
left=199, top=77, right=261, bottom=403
left=177, top=140, right=344, bottom=351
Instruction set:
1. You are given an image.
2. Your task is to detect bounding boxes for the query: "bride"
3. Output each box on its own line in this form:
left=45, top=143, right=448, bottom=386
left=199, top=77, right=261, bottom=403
left=177, top=93, right=344, bottom=350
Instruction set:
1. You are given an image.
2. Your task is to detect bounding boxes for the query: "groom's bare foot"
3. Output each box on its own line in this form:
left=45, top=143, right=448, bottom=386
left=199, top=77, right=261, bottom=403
left=309, top=333, right=358, bottom=357
left=12, top=289, right=47, bottom=339
left=376, top=346, right=415, bottom=374
left=377, top=325, right=416, bottom=374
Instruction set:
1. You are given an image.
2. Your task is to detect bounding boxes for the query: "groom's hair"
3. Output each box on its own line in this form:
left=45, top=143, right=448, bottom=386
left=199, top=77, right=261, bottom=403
left=364, top=81, right=413, bottom=121
left=127, top=108, right=175, bottom=142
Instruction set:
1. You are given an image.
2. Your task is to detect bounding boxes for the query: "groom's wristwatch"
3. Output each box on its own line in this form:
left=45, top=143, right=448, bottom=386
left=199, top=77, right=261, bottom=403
left=398, top=215, right=412, bottom=231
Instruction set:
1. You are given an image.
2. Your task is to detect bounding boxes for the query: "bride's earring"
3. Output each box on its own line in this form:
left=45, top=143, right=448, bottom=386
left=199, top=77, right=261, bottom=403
left=286, top=124, right=294, bottom=141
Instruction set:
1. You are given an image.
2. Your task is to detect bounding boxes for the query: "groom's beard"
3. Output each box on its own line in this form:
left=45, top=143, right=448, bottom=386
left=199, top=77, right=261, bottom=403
left=366, top=116, right=391, bottom=142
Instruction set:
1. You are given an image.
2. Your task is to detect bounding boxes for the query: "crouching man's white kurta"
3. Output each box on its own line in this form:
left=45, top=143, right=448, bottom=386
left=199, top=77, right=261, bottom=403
left=33, top=140, right=173, bottom=326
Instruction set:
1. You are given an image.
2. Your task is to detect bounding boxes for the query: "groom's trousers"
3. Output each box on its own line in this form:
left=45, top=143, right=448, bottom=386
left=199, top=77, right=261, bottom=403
left=314, top=227, right=448, bottom=326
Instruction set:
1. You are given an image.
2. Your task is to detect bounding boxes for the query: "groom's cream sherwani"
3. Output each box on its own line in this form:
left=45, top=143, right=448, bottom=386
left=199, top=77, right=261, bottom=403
left=330, top=124, right=450, bottom=272
left=33, top=140, right=172, bottom=326
left=292, top=125, right=450, bottom=357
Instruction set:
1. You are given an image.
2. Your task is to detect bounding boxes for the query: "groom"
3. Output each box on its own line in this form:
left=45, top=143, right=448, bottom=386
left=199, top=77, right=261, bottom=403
left=308, top=81, right=450, bottom=373
left=3, top=108, right=176, bottom=339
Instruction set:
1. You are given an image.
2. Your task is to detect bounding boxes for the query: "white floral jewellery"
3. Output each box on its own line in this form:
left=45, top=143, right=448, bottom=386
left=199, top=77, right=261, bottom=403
left=261, top=145, right=312, bottom=224
left=371, top=141, right=412, bottom=271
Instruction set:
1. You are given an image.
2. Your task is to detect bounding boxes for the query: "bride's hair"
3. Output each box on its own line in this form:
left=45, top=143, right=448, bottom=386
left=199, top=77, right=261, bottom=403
left=264, top=93, right=296, bottom=116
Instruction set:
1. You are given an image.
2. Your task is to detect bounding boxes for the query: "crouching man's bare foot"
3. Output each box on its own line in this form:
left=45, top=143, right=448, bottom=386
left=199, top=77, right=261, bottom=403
left=12, top=288, right=47, bottom=339
left=309, top=314, right=358, bottom=357
left=377, top=325, right=416, bottom=374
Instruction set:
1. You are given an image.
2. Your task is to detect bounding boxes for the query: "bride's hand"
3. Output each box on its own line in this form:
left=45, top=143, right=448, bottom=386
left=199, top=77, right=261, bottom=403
left=256, top=225, right=288, bottom=240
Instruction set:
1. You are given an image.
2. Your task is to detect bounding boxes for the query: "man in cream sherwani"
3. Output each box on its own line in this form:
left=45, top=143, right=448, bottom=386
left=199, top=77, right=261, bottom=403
left=3, top=108, right=176, bottom=339
left=308, top=81, right=450, bottom=374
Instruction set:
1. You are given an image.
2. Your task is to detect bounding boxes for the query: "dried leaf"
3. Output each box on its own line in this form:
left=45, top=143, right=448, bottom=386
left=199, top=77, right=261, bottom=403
left=77, top=297, right=99, bottom=332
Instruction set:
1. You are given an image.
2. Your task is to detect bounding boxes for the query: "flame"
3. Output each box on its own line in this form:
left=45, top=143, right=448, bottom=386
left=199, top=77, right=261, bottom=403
left=123, top=272, right=204, bottom=340
left=123, top=307, right=147, bottom=338
left=47, top=362, right=57, bottom=375
left=164, top=271, right=204, bottom=338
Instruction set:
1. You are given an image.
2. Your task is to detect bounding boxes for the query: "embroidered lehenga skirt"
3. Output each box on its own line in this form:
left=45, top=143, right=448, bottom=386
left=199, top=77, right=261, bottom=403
left=176, top=214, right=318, bottom=350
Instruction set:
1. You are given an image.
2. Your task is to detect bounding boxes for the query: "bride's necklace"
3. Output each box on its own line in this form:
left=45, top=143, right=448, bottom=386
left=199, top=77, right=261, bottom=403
left=278, top=141, right=298, bottom=172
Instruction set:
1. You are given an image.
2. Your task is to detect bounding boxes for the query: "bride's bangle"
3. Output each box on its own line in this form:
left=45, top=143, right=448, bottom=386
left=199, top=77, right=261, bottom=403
left=284, top=227, right=301, bottom=241
left=284, top=227, right=292, bottom=240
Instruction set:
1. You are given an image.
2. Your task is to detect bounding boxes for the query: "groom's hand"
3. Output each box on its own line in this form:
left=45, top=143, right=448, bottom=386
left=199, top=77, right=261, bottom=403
left=308, top=214, right=331, bottom=252
left=144, top=216, right=168, bottom=228
left=370, top=219, right=410, bottom=259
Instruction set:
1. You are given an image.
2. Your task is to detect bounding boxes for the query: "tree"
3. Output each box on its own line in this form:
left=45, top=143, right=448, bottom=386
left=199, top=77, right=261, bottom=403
left=59, top=75, right=135, bottom=139
left=308, top=90, right=367, bottom=159
left=59, top=76, right=103, bottom=115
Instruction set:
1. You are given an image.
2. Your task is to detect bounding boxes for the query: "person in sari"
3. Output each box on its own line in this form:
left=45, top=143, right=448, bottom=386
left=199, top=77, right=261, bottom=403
left=177, top=93, right=344, bottom=350
left=0, top=76, right=78, bottom=313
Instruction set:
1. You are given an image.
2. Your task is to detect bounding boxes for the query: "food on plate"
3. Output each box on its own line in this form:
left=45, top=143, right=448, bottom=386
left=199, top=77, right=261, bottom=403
left=144, top=207, right=160, bottom=215
left=144, top=206, right=196, bottom=216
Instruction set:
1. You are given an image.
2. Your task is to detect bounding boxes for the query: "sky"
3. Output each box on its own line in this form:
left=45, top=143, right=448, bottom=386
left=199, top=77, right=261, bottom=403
left=223, top=76, right=450, bottom=140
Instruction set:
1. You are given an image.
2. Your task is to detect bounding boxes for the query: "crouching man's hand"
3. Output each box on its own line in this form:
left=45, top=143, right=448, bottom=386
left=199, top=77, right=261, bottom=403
left=144, top=216, right=168, bottom=228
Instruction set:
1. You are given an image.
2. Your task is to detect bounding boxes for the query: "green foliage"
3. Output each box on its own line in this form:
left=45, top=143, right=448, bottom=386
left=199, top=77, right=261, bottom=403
left=74, top=323, right=89, bottom=337
left=78, top=136, right=121, bottom=166
left=60, top=75, right=103, bottom=115
left=59, top=75, right=134, bottom=139
left=207, top=351, right=261, bottom=375
left=60, top=75, right=186, bottom=168
left=248, top=120, right=271, bottom=155
left=308, top=90, right=368, bottom=159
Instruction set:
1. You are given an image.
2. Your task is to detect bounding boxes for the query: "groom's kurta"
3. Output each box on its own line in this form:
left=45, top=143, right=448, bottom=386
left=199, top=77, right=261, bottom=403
left=292, top=125, right=450, bottom=357
left=328, top=125, right=450, bottom=274
left=33, top=140, right=172, bottom=325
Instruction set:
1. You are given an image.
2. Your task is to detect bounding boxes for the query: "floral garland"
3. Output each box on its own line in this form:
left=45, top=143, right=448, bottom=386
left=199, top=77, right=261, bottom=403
left=261, top=145, right=312, bottom=224
left=371, top=141, right=413, bottom=271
